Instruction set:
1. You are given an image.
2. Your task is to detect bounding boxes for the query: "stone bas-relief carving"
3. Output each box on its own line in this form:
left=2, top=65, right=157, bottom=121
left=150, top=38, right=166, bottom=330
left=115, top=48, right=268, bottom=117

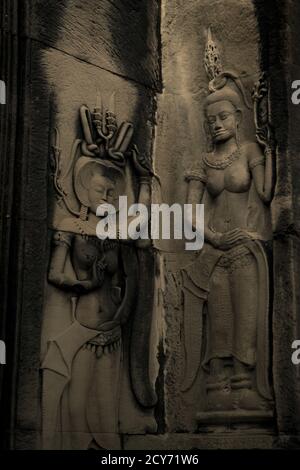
left=183, top=30, right=275, bottom=423
left=41, top=94, right=157, bottom=450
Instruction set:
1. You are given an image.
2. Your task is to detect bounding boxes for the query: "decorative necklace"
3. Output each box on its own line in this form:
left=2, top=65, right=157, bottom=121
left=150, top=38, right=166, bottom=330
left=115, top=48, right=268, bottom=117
left=75, top=218, right=95, bottom=236
left=74, top=219, right=118, bottom=250
left=204, top=147, right=241, bottom=170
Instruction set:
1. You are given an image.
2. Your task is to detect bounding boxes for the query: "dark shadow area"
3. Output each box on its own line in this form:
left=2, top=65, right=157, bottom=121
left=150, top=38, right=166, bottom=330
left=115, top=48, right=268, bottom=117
left=0, top=0, right=67, bottom=450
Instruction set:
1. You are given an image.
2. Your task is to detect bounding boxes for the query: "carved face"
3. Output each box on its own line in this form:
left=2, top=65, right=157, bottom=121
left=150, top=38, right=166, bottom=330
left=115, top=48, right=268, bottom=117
left=88, top=172, right=117, bottom=214
left=206, top=100, right=240, bottom=143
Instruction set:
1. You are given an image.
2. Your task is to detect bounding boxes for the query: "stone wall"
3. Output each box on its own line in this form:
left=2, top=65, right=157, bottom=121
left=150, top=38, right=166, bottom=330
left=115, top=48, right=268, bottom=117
left=0, top=0, right=161, bottom=450
left=1, top=0, right=300, bottom=450
left=155, top=0, right=261, bottom=435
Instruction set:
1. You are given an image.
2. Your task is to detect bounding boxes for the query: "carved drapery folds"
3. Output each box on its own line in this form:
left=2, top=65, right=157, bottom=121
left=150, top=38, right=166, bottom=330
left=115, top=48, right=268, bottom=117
left=5, top=0, right=300, bottom=452
left=183, top=29, right=275, bottom=426
left=41, top=93, right=157, bottom=450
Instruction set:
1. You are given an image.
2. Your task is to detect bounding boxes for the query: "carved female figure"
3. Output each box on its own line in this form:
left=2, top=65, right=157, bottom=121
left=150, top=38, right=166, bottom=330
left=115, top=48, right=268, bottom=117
left=41, top=100, right=156, bottom=449
left=183, top=71, right=274, bottom=414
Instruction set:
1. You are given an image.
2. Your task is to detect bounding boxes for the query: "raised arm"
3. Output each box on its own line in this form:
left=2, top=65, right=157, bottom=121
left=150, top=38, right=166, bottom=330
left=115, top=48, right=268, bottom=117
left=248, top=142, right=274, bottom=204
left=117, top=146, right=153, bottom=245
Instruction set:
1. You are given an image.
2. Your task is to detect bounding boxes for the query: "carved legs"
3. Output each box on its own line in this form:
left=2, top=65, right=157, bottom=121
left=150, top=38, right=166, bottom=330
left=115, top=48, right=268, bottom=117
left=53, top=340, right=122, bottom=449
left=232, top=358, right=252, bottom=390
left=204, top=246, right=270, bottom=413
left=209, top=358, right=226, bottom=381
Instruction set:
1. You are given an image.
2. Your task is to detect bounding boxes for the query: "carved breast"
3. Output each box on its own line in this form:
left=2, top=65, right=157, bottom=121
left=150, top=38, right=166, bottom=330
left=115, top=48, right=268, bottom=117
left=206, top=155, right=251, bottom=197
left=224, top=161, right=251, bottom=193
left=73, top=235, right=99, bottom=270
left=73, top=235, right=120, bottom=276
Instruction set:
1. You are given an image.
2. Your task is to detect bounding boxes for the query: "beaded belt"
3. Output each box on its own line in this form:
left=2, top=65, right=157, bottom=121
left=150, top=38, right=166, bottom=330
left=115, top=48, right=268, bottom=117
left=83, top=325, right=121, bottom=357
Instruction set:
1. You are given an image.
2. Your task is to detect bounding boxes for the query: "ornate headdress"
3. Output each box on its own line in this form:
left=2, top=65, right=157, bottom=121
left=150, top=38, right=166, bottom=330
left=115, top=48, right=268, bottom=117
left=51, top=92, right=134, bottom=218
left=203, top=27, right=252, bottom=110
left=202, top=28, right=272, bottom=153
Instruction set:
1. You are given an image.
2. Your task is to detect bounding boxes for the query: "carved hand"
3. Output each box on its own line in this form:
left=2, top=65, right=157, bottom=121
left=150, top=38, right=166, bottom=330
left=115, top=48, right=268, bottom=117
left=48, top=271, right=77, bottom=289
left=212, top=229, right=252, bottom=250
left=131, top=144, right=153, bottom=178
left=48, top=272, right=91, bottom=293
left=71, top=280, right=95, bottom=294
left=256, top=128, right=268, bottom=148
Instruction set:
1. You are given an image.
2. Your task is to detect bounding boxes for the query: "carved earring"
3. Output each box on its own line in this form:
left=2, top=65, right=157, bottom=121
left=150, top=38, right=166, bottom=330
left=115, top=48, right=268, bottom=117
left=204, top=122, right=214, bottom=153
left=208, top=135, right=215, bottom=153
left=79, top=204, right=88, bottom=221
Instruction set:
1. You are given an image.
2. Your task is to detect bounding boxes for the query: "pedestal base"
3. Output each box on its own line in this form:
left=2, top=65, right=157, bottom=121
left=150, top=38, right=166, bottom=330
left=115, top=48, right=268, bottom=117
left=197, top=410, right=274, bottom=426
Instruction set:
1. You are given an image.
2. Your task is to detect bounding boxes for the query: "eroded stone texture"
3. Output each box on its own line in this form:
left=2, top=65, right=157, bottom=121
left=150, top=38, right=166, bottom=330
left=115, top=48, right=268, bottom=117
left=156, top=0, right=260, bottom=212
left=0, top=0, right=160, bottom=450
left=273, top=236, right=300, bottom=434
left=124, top=432, right=276, bottom=450
left=41, top=84, right=157, bottom=449
left=25, top=0, right=161, bottom=90
left=2, top=0, right=300, bottom=451
left=254, top=0, right=300, bottom=437
left=157, top=0, right=264, bottom=433
left=0, top=1, right=49, bottom=449
left=40, top=45, right=157, bottom=230
left=156, top=0, right=300, bottom=444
